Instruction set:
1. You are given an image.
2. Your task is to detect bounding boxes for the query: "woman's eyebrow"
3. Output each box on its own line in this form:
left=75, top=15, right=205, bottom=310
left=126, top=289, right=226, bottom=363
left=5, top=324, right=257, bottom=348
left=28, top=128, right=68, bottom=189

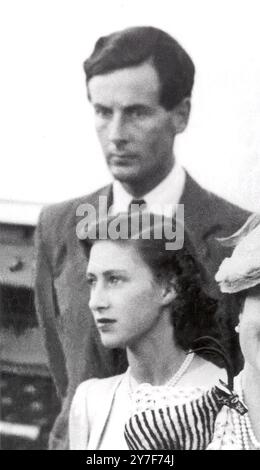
left=87, top=269, right=129, bottom=276
left=103, top=269, right=129, bottom=276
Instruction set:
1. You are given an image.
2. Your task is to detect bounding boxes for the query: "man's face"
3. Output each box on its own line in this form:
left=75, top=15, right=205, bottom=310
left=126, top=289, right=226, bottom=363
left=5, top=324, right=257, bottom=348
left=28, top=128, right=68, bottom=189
left=88, top=62, right=188, bottom=194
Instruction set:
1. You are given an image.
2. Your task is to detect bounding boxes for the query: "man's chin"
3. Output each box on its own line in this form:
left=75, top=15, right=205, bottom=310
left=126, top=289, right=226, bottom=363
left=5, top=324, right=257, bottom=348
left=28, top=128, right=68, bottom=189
left=109, top=166, right=140, bottom=182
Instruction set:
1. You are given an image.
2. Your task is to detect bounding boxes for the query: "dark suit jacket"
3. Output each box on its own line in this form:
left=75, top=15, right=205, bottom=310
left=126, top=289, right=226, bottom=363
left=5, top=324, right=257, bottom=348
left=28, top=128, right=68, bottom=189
left=34, top=172, right=249, bottom=449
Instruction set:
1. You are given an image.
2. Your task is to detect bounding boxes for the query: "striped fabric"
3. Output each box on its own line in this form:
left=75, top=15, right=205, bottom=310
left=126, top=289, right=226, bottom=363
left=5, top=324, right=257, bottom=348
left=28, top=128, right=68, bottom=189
left=124, top=385, right=223, bottom=450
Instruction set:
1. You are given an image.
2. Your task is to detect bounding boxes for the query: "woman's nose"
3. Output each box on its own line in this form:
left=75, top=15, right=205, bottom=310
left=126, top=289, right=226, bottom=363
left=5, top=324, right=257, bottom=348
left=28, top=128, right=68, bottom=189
left=89, top=283, right=109, bottom=312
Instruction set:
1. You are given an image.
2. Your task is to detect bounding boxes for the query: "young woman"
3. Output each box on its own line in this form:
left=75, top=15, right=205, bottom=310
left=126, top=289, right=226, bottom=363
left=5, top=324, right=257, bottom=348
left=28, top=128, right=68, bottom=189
left=69, top=213, right=226, bottom=450
left=208, top=214, right=260, bottom=450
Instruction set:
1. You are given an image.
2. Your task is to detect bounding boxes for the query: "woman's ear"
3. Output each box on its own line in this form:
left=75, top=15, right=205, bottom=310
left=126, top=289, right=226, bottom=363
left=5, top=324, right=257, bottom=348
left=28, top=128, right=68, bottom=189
left=161, top=279, right=177, bottom=306
left=235, top=309, right=243, bottom=333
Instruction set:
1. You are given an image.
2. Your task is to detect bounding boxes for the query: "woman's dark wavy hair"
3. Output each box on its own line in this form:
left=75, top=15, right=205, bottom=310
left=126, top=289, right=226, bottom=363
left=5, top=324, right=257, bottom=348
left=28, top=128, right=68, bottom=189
left=80, top=213, right=222, bottom=357
left=83, top=26, right=195, bottom=110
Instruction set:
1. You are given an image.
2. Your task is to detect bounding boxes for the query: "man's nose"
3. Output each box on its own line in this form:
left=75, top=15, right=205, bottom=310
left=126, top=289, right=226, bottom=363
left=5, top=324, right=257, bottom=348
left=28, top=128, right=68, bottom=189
left=109, top=113, right=128, bottom=146
left=89, top=283, right=109, bottom=312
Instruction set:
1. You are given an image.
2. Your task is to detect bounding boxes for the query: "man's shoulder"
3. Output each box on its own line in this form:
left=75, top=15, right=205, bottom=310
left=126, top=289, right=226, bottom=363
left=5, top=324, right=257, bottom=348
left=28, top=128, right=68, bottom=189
left=201, top=186, right=249, bottom=222
left=183, top=172, right=250, bottom=233
left=39, top=184, right=112, bottom=230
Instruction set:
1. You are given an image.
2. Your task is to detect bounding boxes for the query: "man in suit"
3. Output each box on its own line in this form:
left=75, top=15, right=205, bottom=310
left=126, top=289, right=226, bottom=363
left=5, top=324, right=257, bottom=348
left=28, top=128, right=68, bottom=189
left=34, top=26, right=249, bottom=449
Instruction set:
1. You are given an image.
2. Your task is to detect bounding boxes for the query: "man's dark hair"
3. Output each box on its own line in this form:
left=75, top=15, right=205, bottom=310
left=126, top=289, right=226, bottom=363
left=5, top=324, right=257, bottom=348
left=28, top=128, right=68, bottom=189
left=83, top=26, right=195, bottom=110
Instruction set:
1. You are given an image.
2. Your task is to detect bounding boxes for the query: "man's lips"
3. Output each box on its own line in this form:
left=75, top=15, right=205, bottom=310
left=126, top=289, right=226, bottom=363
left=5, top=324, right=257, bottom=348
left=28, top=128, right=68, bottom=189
left=109, top=153, right=137, bottom=163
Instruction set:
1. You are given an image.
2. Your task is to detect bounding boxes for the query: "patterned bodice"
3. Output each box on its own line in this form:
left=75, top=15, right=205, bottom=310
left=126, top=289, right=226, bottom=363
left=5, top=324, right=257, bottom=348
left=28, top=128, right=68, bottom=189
left=124, top=383, right=224, bottom=450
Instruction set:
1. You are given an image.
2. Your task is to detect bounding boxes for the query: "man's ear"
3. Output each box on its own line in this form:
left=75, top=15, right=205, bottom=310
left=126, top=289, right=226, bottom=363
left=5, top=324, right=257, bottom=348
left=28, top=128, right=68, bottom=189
left=161, top=279, right=177, bottom=306
left=171, top=97, right=191, bottom=135
left=86, top=84, right=92, bottom=102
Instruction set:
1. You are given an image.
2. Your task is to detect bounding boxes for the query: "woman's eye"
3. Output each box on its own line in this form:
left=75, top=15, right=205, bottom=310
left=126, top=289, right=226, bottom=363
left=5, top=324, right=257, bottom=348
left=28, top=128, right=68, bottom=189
left=108, top=276, right=121, bottom=285
left=86, top=277, right=96, bottom=287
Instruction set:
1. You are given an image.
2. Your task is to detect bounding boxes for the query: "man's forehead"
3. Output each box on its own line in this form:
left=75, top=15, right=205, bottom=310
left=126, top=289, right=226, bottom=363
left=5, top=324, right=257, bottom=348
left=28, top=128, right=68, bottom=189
left=88, top=62, right=161, bottom=106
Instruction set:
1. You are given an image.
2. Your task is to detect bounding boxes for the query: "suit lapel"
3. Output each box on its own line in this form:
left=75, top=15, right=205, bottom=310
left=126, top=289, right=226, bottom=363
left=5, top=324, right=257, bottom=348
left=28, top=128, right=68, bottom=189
left=181, top=173, right=215, bottom=240
left=75, top=184, right=113, bottom=241
left=180, top=173, right=225, bottom=298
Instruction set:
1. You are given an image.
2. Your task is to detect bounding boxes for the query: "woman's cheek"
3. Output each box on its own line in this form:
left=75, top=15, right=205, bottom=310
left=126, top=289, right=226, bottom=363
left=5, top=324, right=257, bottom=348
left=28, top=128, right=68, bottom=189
left=240, top=321, right=260, bottom=363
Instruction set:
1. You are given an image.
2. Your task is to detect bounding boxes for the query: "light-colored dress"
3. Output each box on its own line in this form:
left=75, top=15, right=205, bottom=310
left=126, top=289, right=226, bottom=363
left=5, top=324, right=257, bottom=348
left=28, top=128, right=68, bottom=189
left=69, top=362, right=226, bottom=450
left=69, top=373, right=130, bottom=450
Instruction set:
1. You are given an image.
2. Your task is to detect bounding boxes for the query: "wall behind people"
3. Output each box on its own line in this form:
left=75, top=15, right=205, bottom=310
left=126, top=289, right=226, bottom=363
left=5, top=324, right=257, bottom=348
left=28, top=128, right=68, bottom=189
left=1, top=0, right=260, bottom=211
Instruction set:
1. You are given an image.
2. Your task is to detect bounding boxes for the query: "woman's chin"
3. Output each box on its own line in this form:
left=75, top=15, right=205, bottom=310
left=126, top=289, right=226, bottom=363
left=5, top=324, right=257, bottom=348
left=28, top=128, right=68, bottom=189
left=100, top=334, right=126, bottom=349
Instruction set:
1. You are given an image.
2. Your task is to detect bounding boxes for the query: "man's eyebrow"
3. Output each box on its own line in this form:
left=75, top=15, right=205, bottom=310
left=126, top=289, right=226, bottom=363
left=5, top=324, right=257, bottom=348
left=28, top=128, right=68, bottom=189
left=93, top=103, right=152, bottom=111
left=124, top=104, right=152, bottom=111
left=93, top=103, right=111, bottom=109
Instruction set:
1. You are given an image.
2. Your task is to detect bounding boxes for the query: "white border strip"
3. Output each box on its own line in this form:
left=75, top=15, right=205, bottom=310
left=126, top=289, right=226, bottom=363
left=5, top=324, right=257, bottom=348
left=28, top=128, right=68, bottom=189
left=0, top=421, right=40, bottom=440
left=0, top=201, right=44, bottom=226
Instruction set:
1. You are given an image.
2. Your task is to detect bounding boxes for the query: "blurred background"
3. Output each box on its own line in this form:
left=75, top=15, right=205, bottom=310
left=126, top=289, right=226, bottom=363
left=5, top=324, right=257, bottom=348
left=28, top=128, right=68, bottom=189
left=0, top=0, right=260, bottom=449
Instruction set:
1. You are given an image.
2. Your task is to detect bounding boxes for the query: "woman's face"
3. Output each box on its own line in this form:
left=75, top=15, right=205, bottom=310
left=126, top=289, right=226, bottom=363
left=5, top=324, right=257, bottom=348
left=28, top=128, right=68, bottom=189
left=239, top=287, right=260, bottom=371
left=86, top=240, right=172, bottom=349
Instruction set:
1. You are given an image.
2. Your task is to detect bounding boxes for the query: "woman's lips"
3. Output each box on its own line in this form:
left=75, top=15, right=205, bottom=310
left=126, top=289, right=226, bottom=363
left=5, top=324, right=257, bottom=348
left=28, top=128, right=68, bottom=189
left=96, top=318, right=116, bottom=324
left=96, top=318, right=117, bottom=332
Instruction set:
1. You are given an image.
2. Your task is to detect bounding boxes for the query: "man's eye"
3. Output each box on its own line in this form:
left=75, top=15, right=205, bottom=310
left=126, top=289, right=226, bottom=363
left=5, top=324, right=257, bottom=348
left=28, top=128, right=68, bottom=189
left=128, top=108, right=148, bottom=118
left=95, top=108, right=112, bottom=118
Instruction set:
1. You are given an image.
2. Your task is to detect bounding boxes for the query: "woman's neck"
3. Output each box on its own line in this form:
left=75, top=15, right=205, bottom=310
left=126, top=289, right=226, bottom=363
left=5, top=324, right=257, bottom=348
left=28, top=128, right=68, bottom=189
left=126, top=317, right=187, bottom=386
left=242, top=363, right=260, bottom=440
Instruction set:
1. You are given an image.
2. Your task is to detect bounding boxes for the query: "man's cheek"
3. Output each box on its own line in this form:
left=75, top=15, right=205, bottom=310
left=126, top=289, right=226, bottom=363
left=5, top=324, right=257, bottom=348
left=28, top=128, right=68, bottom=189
left=96, top=128, right=107, bottom=142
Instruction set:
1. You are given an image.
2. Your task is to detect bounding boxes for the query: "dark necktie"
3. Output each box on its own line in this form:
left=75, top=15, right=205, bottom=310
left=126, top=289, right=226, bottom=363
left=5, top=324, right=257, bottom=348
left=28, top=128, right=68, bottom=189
left=128, top=199, right=147, bottom=214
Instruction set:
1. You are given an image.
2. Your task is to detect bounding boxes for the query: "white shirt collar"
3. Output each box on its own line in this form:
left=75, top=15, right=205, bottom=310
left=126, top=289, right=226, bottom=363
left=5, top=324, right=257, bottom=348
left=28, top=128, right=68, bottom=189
left=111, top=162, right=186, bottom=216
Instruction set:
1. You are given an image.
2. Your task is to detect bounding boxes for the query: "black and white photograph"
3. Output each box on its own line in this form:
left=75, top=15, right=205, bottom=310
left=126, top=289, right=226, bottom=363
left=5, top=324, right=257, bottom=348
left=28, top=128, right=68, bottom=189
left=1, top=0, right=260, bottom=453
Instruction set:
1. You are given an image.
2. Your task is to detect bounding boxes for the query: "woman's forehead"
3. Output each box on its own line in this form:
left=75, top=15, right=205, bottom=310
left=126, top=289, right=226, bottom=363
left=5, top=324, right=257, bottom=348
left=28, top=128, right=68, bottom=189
left=87, top=240, right=146, bottom=273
